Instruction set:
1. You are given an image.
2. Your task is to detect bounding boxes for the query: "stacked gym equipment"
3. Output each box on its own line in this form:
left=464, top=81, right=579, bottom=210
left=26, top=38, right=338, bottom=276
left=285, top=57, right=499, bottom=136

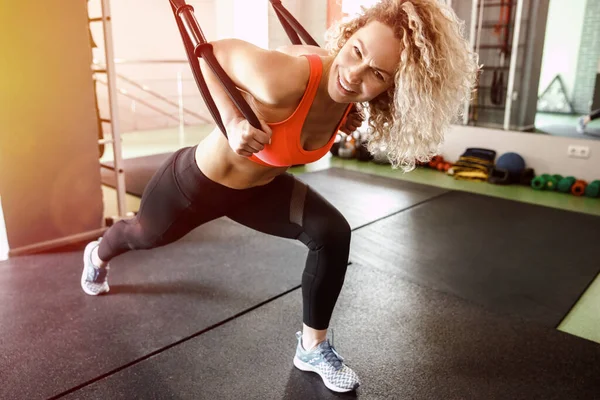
left=330, top=133, right=374, bottom=162
left=332, top=143, right=598, bottom=200
left=531, top=175, right=600, bottom=198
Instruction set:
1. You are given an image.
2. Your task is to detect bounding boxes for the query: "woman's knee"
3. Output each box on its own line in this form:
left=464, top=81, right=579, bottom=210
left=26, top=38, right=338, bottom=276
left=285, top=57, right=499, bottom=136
left=323, top=211, right=351, bottom=247
left=304, top=206, right=351, bottom=251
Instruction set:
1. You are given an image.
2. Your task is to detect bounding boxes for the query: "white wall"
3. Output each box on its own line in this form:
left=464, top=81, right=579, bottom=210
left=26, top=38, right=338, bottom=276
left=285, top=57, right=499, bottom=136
left=216, top=0, right=268, bottom=46
left=88, top=0, right=217, bottom=132
left=88, top=0, right=217, bottom=62
left=268, top=0, right=327, bottom=49
left=442, top=125, right=600, bottom=182
left=538, top=0, right=587, bottom=97
left=233, top=0, right=269, bottom=47
left=89, top=0, right=278, bottom=132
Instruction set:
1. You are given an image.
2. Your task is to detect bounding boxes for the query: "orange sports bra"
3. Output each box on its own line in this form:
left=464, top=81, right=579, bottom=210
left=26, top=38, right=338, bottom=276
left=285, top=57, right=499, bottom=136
left=248, top=54, right=353, bottom=168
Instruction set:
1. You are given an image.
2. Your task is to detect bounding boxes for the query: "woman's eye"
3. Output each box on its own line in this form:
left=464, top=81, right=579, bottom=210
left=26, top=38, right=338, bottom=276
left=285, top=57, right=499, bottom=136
left=374, top=71, right=384, bottom=81
left=353, top=46, right=361, bottom=58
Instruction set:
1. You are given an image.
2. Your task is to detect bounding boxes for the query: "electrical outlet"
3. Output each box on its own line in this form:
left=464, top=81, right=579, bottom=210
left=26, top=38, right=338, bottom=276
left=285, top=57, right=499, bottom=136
left=567, top=145, right=590, bottom=159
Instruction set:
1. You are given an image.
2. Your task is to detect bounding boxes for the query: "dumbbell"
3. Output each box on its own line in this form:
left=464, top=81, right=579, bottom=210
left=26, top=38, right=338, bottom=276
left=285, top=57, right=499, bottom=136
left=584, top=180, right=600, bottom=198
left=557, top=176, right=576, bottom=193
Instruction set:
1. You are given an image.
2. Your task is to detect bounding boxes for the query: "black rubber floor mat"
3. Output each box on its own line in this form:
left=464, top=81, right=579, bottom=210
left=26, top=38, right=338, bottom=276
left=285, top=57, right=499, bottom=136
left=297, top=168, right=448, bottom=229
left=0, top=218, right=308, bottom=400
left=350, top=190, right=600, bottom=327
left=59, top=263, right=600, bottom=400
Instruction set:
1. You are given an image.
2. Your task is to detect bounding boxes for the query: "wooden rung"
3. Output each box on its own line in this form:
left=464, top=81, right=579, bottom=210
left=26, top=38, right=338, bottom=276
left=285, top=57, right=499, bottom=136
left=89, top=17, right=110, bottom=22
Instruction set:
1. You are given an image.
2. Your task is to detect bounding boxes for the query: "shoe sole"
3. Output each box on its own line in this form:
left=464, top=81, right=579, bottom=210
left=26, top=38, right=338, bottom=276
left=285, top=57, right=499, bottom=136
left=293, top=356, right=358, bottom=393
left=81, top=242, right=109, bottom=296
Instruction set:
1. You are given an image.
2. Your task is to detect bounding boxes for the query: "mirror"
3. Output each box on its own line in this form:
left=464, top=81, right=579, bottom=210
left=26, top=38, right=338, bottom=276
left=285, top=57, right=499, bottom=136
left=327, top=0, right=600, bottom=139
left=452, top=0, right=600, bottom=140
left=535, top=0, right=600, bottom=140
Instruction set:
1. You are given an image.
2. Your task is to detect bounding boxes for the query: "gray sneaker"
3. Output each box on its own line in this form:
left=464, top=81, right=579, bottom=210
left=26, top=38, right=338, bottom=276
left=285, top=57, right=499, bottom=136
left=293, top=331, right=360, bottom=392
left=81, top=240, right=110, bottom=296
left=577, top=116, right=587, bottom=133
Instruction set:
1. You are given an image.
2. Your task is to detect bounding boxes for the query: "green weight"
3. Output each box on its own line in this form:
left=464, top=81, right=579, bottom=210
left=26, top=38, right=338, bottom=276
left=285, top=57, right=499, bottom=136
left=531, top=175, right=547, bottom=190
left=557, top=176, right=576, bottom=193
left=584, top=180, right=600, bottom=198
left=545, top=176, right=559, bottom=190
left=552, top=174, right=564, bottom=182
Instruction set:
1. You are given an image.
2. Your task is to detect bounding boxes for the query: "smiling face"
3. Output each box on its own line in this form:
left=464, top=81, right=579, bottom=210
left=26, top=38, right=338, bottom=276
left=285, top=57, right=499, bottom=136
left=328, top=20, right=401, bottom=103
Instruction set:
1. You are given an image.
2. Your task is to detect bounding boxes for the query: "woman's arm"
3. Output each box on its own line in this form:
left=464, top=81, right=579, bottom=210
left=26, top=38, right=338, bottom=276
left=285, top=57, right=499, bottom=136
left=200, top=39, right=305, bottom=126
left=199, top=39, right=305, bottom=156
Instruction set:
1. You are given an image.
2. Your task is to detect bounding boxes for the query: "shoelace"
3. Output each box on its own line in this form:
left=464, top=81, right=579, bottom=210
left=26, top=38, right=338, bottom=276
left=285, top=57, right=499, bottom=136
left=319, top=332, right=345, bottom=371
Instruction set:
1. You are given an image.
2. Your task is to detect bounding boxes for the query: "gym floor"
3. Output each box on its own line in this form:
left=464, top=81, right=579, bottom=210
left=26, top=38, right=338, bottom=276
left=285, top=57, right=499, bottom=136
left=2, top=124, right=599, bottom=399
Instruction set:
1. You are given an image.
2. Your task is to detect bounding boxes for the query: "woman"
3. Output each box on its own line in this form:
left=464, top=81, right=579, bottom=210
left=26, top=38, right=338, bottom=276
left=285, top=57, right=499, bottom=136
left=81, top=0, right=477, bottom=392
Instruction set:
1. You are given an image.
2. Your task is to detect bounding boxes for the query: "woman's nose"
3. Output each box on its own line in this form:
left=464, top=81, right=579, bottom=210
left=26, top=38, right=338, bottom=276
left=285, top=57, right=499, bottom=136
left=347, top=65, right=363, bottom=84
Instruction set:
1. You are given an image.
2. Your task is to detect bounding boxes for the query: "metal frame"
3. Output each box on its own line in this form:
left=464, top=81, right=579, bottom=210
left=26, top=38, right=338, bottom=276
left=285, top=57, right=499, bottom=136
left=464, top=0, right=524, bottom=130
left=100, top=0, right=127, bottom=217
left=503, top=0, right=524, bottom=130
left=464, top=0, right=479, bottom=125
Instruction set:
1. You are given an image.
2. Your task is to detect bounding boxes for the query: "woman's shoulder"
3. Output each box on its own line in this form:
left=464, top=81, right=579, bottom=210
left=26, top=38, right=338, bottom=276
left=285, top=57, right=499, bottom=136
left=210, top=39, right=313, bottom=107
left=276, top=44, right=330, bottom=58
left=252, top=46, right=312, bottom=107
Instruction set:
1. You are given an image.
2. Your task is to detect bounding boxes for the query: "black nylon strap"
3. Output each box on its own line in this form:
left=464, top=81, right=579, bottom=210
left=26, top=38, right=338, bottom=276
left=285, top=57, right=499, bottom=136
left=270, top=0, right=319, bottom=46
left=171, top=2, right=226, bottom=135
left=170, top=0, right=262, bottom=136
left=169, top=0, right=318, bottom=138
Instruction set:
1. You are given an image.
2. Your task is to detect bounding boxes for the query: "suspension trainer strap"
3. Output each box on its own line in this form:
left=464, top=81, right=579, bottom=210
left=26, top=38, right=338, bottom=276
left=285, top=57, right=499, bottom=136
left=170, top=1, right=225, bottom=135
left=169, top=0, right=262, bottom=136
left=169, top=0, right=319, bottom=137
left=269, top=0, right=319, bottom=46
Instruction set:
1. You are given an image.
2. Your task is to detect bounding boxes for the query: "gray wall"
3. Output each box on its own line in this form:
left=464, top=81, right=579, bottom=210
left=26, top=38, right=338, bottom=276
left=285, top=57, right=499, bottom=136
left=0, top=1, right=103, bottom=251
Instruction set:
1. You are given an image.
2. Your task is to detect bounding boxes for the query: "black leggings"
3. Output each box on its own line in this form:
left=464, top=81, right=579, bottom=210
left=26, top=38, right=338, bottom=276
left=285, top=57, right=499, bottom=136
left=590, top=108, right=600, bottom=120
left=99, top=145, right=351, bottom=330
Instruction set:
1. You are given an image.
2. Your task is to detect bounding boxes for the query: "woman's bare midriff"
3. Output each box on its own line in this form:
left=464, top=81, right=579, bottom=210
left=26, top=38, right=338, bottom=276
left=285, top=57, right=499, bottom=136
left=194, top=128, right=289, bottom=190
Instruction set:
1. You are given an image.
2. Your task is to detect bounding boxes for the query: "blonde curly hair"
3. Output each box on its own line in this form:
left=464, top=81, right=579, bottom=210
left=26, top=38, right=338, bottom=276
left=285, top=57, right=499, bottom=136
left=325, top=0, right=479, bottom=171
